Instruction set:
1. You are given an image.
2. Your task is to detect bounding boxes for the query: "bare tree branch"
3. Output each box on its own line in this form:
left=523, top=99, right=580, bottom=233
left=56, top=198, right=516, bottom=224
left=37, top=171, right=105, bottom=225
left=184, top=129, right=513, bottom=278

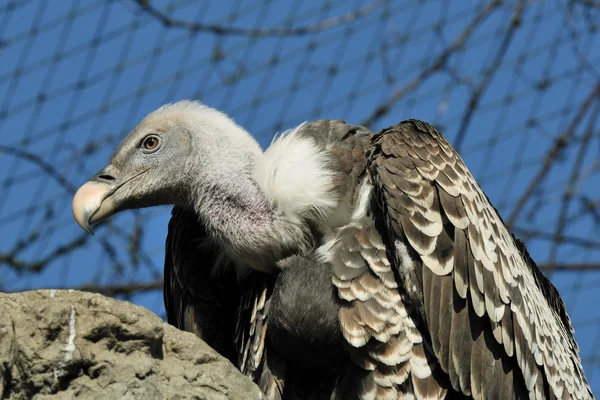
left=453, top=0, right=526, bottom=152
left=548, top=101, right=599, bottom=267
left=0, top=144, right=78, bottom=193
left=507, top=82, right=600, bottom=228
left=581, top=196, right=600, bottom=223
left=361, top=0, right=502, bottom=128
left=512, top=227, right=600, bottom=250
left=76, top=280, right=164, bottom=297
left=583, top=356, right=600, bottom=367
left=540, top=263, right=600, bottom=272
left=0, top=233, right=89, bottom=272
left=135, top=0, right=385, bottom=37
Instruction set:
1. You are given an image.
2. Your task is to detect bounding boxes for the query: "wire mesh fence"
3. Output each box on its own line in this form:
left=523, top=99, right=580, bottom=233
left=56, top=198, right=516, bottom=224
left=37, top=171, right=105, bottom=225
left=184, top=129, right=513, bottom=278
left=0, top=0, right=599, bottom=391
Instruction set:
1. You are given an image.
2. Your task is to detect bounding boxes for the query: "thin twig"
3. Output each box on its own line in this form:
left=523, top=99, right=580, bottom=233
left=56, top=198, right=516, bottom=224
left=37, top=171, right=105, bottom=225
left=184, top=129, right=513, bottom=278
left=453, top=0, right=526, bottom=152
left=77, top=279, right=163, bottom=296
left=0, top=233, right=89, bottom=272
left=580, top=196, right=600, bottom=224
left=548, top=101, right=599, bottom=267
left=0, top=144, right=78, bottom=193
left=135, top=0, right=384, bottom=37
left=507, top=82, right=600, bottom=228
left=539, top=263, right=600, bottom=272
left=512, top=227, right=600, bottom=250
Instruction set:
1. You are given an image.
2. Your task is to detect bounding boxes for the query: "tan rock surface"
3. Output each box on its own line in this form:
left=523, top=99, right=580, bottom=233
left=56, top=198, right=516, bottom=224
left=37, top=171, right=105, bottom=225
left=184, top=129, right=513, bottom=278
left=0, top=290, right=261, bottom=400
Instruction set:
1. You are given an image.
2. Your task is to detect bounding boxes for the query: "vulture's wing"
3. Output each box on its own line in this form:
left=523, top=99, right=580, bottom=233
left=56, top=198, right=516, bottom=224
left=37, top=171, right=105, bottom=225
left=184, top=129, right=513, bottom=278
left=164, top=206, right=284, bottom=399
left=330, top=120, right=593, bottom=399
left=235, top=272, right=287, bottom=400
left=164, top=206, right=240, bottom=362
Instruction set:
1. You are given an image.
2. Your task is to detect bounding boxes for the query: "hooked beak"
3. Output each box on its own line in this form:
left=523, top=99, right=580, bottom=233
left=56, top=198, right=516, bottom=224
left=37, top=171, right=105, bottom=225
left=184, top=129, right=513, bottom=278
left=72, top=166, right=145, bottom=234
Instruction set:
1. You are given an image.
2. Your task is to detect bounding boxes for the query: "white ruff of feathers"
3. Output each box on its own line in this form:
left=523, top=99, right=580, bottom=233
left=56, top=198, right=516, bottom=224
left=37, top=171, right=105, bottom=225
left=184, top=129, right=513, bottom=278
left=254, top=123, right=339, bottom=223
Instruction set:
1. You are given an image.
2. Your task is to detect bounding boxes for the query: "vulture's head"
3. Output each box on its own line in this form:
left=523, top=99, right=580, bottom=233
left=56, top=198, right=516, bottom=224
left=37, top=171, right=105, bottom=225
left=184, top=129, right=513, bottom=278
left=72, top=100, right=338, bottom=267
left=72, top=101, right=263, bottom=234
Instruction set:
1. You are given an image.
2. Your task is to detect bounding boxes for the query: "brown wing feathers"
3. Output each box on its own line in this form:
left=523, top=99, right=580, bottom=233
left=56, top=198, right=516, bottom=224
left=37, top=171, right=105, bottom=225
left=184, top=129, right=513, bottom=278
left=164, top=206, right=239, bottom=363
left=368, top=119, right=593, bottom=399
left=164, top=207, right=283, bottom=399
left=329, top=189, right=452, bottom=399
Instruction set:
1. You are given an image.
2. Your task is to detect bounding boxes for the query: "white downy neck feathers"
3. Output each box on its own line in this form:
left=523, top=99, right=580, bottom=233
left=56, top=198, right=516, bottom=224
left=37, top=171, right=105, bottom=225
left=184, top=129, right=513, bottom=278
left=254, top=123, right=339, bottom=225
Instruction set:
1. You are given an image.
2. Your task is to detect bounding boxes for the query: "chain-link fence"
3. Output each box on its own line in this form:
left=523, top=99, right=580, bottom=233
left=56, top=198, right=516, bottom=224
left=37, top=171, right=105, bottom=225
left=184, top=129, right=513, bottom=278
left=1, top=0, right=599, bottom=391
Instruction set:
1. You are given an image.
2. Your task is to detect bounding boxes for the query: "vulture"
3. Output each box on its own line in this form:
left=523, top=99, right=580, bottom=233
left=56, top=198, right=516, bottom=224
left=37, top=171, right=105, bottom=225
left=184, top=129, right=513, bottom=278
left=72, top=100, right=593, bottom=400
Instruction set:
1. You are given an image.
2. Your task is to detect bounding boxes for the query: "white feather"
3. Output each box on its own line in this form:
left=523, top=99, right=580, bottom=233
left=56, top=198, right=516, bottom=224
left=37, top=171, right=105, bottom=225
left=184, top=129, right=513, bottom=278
left=351, top=179, right=373, bottom=222
left=254, top=123, right=338, bottom=223
left=394, top=240, right=415, bottom=273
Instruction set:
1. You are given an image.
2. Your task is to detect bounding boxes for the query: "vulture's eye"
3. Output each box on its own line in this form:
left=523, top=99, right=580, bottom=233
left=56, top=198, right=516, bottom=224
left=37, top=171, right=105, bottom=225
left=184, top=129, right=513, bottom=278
left=141, top=135, right=161, bottom=153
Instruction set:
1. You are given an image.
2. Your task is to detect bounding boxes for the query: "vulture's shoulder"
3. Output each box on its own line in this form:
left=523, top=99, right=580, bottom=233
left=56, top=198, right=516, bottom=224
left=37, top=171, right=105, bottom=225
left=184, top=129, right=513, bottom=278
left=293, top=119, right=373, bottom=149
left=365, top=119, right=592, bottom=399
left=291, top=120, right=374, bottom=196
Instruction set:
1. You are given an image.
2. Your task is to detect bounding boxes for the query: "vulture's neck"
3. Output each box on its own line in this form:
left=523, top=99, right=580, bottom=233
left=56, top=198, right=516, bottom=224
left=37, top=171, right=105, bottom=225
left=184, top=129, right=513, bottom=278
left=191, top=126, right=339, bottom=273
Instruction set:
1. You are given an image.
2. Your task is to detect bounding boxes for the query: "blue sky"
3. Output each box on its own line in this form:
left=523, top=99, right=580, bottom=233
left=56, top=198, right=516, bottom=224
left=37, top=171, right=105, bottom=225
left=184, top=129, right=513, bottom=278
left=0, top=0, right=598, bottom=393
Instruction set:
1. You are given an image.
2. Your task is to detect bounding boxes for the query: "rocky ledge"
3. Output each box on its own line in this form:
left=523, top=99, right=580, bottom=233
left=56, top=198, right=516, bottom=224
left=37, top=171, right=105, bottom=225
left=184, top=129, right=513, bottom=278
left=0, top=290, right=261, bottom=400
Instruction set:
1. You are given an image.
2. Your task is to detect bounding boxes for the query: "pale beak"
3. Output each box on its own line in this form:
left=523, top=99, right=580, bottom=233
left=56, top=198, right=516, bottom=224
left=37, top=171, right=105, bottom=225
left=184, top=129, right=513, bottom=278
left=72, top=180, right=116, bottom=234
left=72, top=166, right=121, bottom=235
left=72, top=166, right=149, bottom=234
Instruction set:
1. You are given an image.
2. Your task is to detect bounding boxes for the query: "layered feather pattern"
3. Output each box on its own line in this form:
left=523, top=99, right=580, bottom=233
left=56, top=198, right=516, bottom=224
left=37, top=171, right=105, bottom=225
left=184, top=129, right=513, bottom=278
left=321, top=179, right=450, bottom=400
left=366, top=120, right=593, bottom=399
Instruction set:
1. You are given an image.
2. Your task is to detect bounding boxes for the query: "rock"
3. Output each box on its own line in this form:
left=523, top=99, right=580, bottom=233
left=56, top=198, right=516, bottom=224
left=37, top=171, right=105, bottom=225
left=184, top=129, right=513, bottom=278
left=0, top=290, right=262, bottom=400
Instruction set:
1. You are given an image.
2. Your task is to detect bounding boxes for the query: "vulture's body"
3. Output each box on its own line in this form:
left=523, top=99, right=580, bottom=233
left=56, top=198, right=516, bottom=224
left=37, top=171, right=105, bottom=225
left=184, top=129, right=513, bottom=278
left=72, top=101, right=593, bottom=400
